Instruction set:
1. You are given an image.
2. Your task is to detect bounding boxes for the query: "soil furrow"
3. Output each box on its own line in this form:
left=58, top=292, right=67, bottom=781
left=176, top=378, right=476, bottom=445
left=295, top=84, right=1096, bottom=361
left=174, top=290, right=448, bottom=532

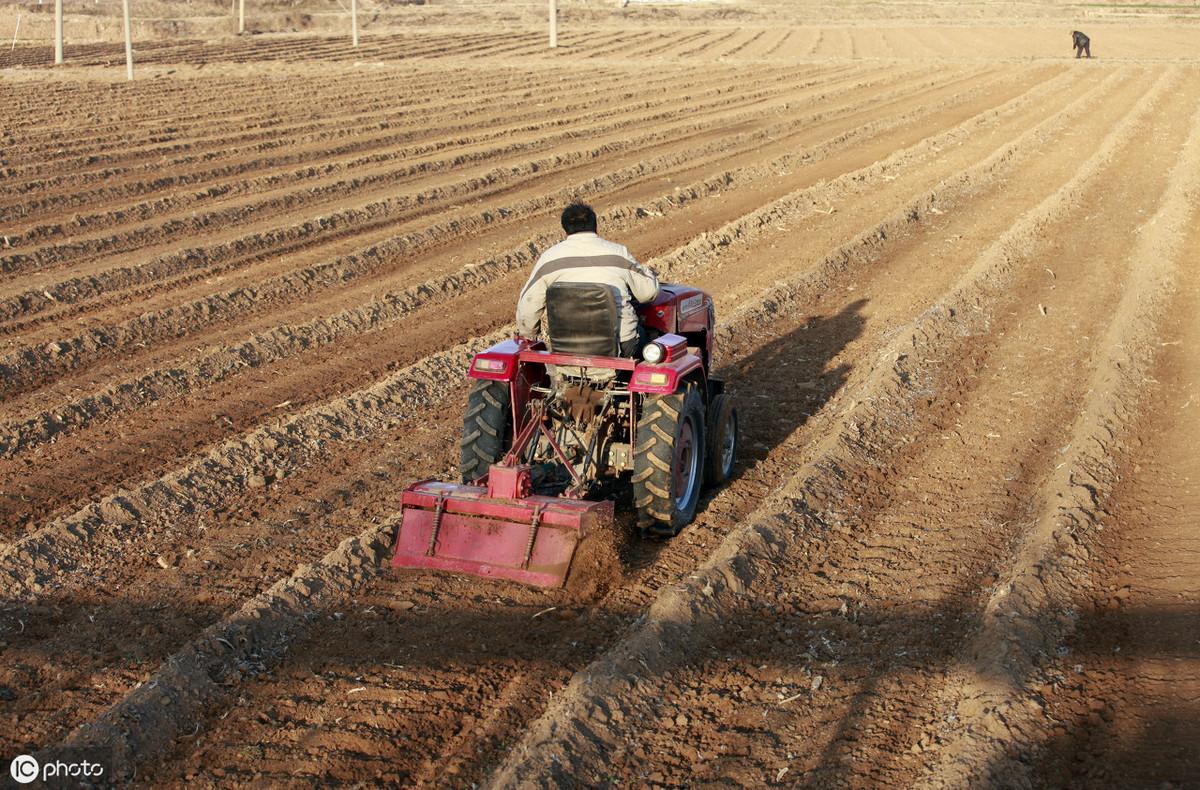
left=0, top=65, right=1109, bottom=762
left=917, top=73, right=1200, bottom=790
left=1, top=61, right=827, bottom=277
left=0, top=62, right=808, bottom=232
left=0, top=65, right=1083, bottom=552
left=0, top=65, right=1000, bottom=409
left=35, top=64, right=1152, bottom=782
left=1031, top=202, right=1200, bottom=789
left=486, top=65, right=1176, bottom=787
left=0, top=64, right=900, bottom=319
left=0, top=65, right=1042, bottom=464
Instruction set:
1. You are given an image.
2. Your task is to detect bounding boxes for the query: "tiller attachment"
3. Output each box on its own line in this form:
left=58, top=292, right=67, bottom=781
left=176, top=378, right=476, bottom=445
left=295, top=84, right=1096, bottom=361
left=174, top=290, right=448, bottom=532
left=391, top=464, right=612, bottom=588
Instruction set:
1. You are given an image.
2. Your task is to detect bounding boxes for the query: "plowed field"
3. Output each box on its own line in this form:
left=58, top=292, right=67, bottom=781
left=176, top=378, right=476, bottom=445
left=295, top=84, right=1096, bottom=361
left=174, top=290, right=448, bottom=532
left=2, top=9, right=1198, bottom=788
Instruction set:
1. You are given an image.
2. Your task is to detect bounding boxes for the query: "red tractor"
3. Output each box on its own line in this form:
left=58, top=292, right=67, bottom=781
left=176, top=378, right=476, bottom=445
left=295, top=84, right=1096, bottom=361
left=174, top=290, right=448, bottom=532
left=390, top=282, right=739, bottom=587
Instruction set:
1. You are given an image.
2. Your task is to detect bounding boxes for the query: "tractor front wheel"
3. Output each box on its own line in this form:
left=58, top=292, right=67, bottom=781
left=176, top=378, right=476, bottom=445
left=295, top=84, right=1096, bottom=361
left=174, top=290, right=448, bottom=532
left=633, top=385, right=706, bottom=537
left=460, top=379, right=512, bottom=483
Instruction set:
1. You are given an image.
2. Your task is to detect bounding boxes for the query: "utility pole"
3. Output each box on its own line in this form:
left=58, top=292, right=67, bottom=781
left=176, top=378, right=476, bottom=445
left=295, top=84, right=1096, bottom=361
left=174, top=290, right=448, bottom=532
left=54, top=0, right=63, bottom=64
left=121, top=0, right=133, bottom=79
left=238, top=0, right=244, bottom=34
left=351, top=0, right=358, bottom=48
left=548, top=0, right=557, bottom=49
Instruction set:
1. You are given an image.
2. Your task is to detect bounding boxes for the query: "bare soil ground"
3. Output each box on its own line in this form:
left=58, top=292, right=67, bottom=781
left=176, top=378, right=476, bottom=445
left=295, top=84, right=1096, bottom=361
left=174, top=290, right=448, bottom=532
left=1, top=2, right=1198, bottom=786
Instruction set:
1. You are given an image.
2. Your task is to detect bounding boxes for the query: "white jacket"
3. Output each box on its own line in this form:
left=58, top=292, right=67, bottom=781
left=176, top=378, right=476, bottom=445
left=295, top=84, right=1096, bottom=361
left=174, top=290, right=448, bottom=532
left=516, top=232, right=659, bottom=342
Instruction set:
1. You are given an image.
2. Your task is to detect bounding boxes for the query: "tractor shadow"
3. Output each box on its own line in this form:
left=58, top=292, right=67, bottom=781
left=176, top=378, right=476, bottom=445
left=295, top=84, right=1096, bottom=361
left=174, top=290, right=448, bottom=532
left=622, top=298, right=867, bottom=570
left=721, top=297, right=867, bottom=470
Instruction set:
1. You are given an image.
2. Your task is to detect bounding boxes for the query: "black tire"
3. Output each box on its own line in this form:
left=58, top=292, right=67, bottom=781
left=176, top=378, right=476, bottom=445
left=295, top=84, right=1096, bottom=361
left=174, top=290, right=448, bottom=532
left=705, top=393, right=739, bottom=487
left=633, top=384, right=706, bottom=537
left=459, top=379, right=512, bottom=483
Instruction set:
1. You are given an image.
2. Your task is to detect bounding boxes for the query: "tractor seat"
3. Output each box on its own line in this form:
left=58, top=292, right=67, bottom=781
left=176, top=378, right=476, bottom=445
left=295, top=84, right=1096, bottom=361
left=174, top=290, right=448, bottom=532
left=545, top=281, right=622, bottom=357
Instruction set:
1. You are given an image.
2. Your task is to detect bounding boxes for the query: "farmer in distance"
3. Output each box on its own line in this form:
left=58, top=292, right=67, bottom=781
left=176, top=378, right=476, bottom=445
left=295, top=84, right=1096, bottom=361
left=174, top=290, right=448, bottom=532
left=1072, top=30, right=1091, bottom=59
left=516, top=203, right=660, bottom=357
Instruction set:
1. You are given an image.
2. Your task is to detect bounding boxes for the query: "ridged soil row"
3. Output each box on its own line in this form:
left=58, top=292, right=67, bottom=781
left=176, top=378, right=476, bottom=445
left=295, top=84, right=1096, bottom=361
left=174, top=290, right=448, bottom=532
left=0, top=65, right=1006, bottom=426
left=0, top=59, right=826, bottom=277
left=1, top=60, right=820, bottom=240
left=557, top=67, right=1200, bottom=790
left=0, top=66, right=895, bottom=311
left=916, top=74, right=1200, bottom=790
left=138, top=67, right=1158, bottom=790
left=0, top=65, right=541, bottom=177
left=761, top=29, right=794, bottom=57
left=0, top=66, right=1084, bottom=559
left=1, top=26, right=662, bottom=73
left=172, top=28, right=625, bottom=65
left=215, top=32, right=519, bottom=63
left=0, top=63, right=1077, bottom=597
left=633, top=30, right=713, bottom=59
left=0, top=68, right=901, bottom=384
left=342, top=31, right=514, bottom=61
left=1029, top=192, right=1200, bottom=788
left=484, top=66, right=1177, bottom=788
left=582, top=30, right=665, bottom=60
left=0, top=29, right=513, bottom=71
left=0, top=65, right=940, bottom=329
left=0, top=63, right=904, bottom=317
left=0, top=37, right=206, bottom=70
left=20, top=67, right=1142, bottom=783
left=724, top=29, right=768, bottom=58
left=0, top=64, right=570, bottom=183
left=0, top=65, right=1046, bottom=463
left=1, top=58, right=800, bottom=226
left=676, top=29, right=741, bottom=58
left=0, top=60, right=664, bottom=193
left=706, top=29, right=759, bottom=59
left=0, top=62, right=733, bottom=218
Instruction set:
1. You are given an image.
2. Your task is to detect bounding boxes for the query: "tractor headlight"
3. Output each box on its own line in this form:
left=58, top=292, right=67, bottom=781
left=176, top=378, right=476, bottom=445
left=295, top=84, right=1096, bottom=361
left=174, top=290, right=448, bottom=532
left=642, top=342, right=665, bottom=364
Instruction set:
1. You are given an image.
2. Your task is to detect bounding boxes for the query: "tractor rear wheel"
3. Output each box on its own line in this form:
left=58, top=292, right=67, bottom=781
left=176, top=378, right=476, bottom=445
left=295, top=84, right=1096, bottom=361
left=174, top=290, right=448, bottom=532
left=633, top=384, right=706, bottom=537
left=460, top=379, right=512, bottom=483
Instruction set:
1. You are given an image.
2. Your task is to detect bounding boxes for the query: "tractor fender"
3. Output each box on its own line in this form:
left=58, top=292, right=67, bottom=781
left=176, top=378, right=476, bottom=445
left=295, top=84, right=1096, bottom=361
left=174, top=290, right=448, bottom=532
left=467, top=338, right=527, bottom=382
left=629, top=353, right=705, bottom=395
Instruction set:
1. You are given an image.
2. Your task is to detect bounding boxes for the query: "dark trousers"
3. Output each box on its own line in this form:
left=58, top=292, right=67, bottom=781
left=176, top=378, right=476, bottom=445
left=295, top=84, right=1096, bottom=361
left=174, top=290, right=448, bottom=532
left=1075, top=43, right=1090, bottom=58
left=619, top=324, right=649, bottom=358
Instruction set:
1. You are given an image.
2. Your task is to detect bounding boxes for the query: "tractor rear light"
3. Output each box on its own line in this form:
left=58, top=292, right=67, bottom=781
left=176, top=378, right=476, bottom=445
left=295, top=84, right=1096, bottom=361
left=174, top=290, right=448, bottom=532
left=473, top=357, right=507, bottom=372
left=632, top=369, right=673, bottom=390
left=470, top=356, right=514, bottom=380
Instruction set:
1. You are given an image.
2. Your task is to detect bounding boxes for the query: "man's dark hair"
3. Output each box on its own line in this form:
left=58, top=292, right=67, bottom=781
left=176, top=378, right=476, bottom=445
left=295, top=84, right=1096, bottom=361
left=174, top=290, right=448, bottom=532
left=561, top=203, right=598, bottom=235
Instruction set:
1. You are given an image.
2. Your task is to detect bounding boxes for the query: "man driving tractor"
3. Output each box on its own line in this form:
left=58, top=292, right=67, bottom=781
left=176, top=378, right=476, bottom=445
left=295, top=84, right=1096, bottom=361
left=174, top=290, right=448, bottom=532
left=391, top=203, right=740, bottom=586
left=516, top=203, right=659, bottom=357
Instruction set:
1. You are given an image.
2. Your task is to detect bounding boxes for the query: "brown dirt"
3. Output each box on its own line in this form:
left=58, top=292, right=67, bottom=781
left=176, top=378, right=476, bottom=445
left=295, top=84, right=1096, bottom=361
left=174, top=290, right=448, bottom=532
left=563, top=514, right=626, bottom=604
left=2, top=4, right=1199, bottom=787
